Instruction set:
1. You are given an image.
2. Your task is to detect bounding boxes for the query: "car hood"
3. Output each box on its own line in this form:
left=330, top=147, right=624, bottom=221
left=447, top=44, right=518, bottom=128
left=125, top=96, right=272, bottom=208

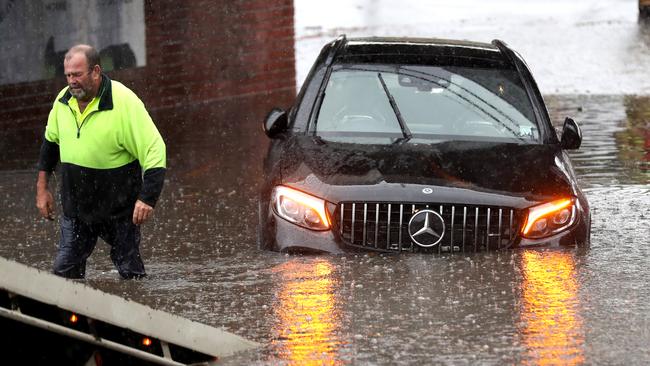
left=279, top=136, right=577, bottom=208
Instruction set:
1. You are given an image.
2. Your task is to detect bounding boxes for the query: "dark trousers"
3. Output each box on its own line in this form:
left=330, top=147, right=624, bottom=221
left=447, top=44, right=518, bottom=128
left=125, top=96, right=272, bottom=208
left=53, top=216, right=146, bottom=279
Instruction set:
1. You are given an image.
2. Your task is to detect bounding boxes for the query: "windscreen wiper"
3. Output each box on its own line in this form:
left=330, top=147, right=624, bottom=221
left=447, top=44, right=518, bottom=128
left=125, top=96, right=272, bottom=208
left=377, top=72, right=412, bottom=142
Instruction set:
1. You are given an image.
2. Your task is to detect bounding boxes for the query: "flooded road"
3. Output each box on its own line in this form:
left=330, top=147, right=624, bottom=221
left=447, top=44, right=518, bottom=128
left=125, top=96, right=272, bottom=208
left=295, top=0, right=650, bottom=95
left=1, top=94, right=649, bottom=365
left=1, top=0, right=650, bottom=364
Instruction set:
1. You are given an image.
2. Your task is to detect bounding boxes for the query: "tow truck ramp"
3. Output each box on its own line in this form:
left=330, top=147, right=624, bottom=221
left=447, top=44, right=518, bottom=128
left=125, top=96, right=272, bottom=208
left=0, top=257, right=259, bottom=365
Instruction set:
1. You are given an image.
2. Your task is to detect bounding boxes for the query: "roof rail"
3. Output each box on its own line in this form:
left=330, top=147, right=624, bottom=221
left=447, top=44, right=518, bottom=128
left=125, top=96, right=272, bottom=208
left=491, top=39, right=519, bottom=68
left=325, top=34, right=347, bottom=67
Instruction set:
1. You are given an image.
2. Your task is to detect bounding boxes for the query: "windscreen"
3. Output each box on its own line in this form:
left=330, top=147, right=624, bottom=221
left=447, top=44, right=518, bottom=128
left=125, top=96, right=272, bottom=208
left=315, top=64, right=540, bottom=144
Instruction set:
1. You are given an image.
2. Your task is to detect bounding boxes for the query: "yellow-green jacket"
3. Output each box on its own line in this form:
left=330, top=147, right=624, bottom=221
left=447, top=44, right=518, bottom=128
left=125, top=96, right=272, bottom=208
left=38, top=75, right=166, bottom=223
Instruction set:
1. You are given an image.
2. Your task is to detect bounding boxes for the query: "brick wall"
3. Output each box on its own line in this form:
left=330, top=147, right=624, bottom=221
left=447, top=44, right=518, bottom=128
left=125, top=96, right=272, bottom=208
left=0, top=0, right=296, bottom=170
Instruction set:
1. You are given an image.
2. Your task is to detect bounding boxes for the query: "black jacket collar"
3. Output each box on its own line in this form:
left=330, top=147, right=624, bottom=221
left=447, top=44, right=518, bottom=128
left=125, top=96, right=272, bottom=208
left=58, top=74, right=113, bottom=111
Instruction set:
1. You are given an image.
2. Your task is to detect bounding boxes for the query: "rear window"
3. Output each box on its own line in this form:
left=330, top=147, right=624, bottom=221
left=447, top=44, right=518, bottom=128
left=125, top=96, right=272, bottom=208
left=315, top=64, right=540, bottom=144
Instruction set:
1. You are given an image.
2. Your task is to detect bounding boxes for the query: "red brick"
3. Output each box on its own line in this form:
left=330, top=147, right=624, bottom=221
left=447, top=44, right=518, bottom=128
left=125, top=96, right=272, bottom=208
left=1, top=0, right=295, bottom=164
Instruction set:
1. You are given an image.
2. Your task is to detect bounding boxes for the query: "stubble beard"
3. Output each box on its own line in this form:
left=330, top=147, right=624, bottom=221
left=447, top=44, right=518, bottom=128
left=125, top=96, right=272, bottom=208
left=70, top=86, right=88, bottom=100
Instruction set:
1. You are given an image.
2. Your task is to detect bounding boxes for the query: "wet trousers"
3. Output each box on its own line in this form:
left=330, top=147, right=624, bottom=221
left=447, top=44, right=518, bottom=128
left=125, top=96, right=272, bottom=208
left=53, top=216, right=146, bottom=279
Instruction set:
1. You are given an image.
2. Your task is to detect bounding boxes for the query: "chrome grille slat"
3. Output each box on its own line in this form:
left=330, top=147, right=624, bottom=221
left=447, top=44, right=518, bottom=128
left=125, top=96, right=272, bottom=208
left=462, top=206, right=467, bottom=252
left=474, top=207, right=479, bottom=252
left=386, top=204, right=392, bottom=248
left=397, top=205, right=404, bottom=252
left=362, top=203, right=367, bottom=246
left=450, top=206, right=455, bottom=249
left=338, top=202, right=519, bottom=253
left=340, top=203, right=344, bottom=236
left=486, top=208, right=491, bottom=249
left=410, top=204, right=416, bottom=252
left=439, top=205, right=443, bottom=254
left=374, top=203, right=379, bottom=248
left=351, top=203, right=356, bottom=244
left=498, top=208, right=503, bottom=249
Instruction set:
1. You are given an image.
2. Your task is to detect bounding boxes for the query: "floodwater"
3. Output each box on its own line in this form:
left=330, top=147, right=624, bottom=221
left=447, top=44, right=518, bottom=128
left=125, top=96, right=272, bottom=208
left=295, top=0, right=650, bottom=95
left=2, top=1, right=650, bottom=365
left=1, top=94, right=648, bottom=365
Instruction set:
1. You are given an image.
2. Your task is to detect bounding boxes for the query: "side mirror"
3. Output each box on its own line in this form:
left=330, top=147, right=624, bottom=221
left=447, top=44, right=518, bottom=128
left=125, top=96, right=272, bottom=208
left=263, top=108, right=288, bottom=138
left=560, top=117, right=582, bottom=150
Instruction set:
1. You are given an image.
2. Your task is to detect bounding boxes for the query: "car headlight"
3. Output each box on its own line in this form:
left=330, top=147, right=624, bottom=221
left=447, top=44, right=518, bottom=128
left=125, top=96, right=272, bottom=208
left=272, top=186, right=331, bottom=231
left=521, top=198, right=576, bottom=239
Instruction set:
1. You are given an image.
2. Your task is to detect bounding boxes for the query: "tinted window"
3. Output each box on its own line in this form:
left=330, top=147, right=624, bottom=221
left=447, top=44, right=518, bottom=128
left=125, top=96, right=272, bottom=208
left=316, top=65, right=539, bottom=144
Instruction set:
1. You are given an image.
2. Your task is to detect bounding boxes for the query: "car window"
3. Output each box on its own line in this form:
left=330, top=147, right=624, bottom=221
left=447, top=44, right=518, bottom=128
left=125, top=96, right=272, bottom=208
left=315, top=65, right=540, bottom=144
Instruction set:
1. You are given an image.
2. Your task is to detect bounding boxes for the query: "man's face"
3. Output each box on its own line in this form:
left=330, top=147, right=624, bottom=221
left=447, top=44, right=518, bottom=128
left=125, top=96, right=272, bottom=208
left=63, top=53, right=99, bottom=101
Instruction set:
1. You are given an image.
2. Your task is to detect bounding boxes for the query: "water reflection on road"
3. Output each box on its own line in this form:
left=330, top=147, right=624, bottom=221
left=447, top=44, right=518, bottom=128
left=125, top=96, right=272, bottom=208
left=0, top=93, right=649, bottom=365
left=519, top=250, right=584, bottom=366
left=270, top=259, right=342, bottom=365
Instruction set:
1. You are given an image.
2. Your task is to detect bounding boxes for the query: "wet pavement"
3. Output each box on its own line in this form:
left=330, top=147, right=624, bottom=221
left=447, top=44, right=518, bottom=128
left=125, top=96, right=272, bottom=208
left=295, top=0, right=650, bottom=95
left=2, top=1, right=650, bottom=365
left=1, top=94, right=649, bottom=365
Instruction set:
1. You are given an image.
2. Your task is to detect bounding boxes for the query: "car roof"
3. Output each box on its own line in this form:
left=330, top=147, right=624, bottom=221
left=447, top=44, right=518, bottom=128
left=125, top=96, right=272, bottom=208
left=336, top=37, right=510, bottom=68
left=347, top=36, right=497, bottom=50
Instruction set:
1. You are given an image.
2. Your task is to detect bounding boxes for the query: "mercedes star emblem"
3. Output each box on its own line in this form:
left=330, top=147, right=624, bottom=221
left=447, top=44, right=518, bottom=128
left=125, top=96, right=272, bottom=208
left=408, top=209, right=446, bottom=247
left=422, top=188, right=433, bottom=194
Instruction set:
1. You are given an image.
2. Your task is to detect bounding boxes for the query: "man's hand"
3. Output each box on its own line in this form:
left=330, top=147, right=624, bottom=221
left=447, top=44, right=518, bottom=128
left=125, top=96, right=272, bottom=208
left=133, top=200, right=154, bottom=225
left=36, top=171, right=54, bottom=220
left=36, top=189, right=55, bottom=220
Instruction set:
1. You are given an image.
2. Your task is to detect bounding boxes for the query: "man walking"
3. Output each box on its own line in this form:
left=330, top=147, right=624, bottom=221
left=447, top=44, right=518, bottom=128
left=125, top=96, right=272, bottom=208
left=36, top=44, right=166, bottom=279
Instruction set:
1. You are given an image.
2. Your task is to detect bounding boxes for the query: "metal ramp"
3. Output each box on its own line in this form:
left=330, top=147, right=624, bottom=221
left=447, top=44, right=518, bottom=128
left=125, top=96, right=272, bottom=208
left=0, top=257, right=259, bottom=365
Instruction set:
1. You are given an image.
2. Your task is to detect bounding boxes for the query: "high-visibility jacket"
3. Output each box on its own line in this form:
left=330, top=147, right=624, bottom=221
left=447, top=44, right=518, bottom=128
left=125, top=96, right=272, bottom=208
left=38, top=74, right=166, bottom=223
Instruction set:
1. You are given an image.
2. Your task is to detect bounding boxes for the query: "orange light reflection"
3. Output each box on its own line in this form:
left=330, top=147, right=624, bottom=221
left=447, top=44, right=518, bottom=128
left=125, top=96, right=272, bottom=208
left=271, top=259, right=342, bottom=365
left=520, top=250, right=584, bottom=365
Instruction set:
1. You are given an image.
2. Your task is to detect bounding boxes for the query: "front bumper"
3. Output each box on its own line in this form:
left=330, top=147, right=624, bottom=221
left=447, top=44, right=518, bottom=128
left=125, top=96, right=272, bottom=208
left=263, top=208, right=590, bottom=254
left=263, top=212, right=346, bottom=253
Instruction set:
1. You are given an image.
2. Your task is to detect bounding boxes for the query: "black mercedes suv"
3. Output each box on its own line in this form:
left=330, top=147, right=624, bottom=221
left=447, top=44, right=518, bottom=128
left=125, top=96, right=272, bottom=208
left=259, top=35, right=590, bottom=254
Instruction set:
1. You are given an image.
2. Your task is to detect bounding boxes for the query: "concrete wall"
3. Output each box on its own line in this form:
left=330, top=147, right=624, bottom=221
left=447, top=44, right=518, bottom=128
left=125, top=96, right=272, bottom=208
left=0, top=0, right=296, bottom=170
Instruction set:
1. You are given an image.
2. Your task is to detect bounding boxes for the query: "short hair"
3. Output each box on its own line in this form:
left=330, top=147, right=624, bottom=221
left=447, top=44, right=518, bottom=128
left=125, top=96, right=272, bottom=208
left=65, top=44, right=101, bottom=70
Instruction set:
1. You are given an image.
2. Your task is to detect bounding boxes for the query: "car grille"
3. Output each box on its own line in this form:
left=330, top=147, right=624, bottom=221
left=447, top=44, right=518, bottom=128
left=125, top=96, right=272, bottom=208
left=336, top=202, right=522, bottom=252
